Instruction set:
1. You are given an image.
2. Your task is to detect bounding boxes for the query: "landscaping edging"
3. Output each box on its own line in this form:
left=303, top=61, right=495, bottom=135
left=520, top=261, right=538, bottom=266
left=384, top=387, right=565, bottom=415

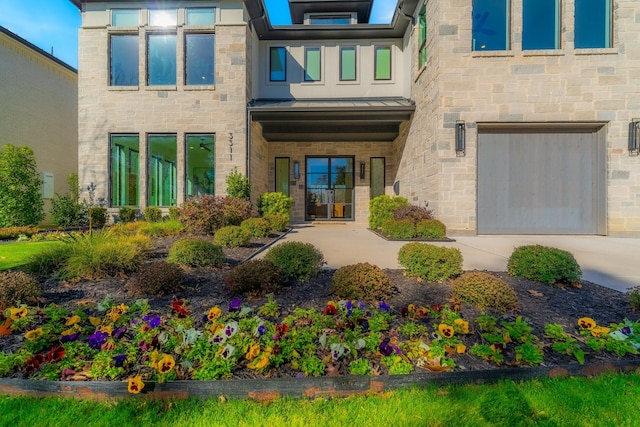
left=2, top=360, right=639, bottom=401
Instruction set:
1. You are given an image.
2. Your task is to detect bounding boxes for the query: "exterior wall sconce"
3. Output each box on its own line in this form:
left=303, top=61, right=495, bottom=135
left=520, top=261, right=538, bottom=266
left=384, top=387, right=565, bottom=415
left=455, top=120, right=466, bottom=157
left=629, top=119, right=640, bottom=156
left=359, top=161, right=365, bottom=180
left=293, top=161, right=300, bottom=179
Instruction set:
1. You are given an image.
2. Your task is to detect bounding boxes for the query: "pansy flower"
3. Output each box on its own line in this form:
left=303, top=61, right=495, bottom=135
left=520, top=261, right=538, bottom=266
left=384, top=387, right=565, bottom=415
left=8, top=307, right=28, bottom=320
left=438, top=324, right=455, bottom=338
left=142, top=314, right=161, bottom=329
left=60, top=331, right=80, bottom=343
left=454, top=318, right=470, bottom=334
left=127, top=375, right=144, bottom=394
left=220, top=344, right=236, bottom=360
left=432, top=304, right=443, bottom=313
left=25, top=328, right=44, bottom=342
left=65, top=315, right=81, bottom=326
left=378, top=301, right=390, bottom=312
left=228, top=299, right=242, bottom=313
left=207, top=307, right=222, bottom=321
left=275, top=323, right=289, bottom=337
left=253, top=323, right=266, bottom=337
left=101, top=340, right=117, bottom=351
left=171, top=299, right=190, bottom=317
left=245, top=343, right=260, bottom=361
left=456, top=344, right=467, bottom=354
left=88, top=331, right=109, bottom=350
left=578, top=317, right=596, bottom=330
left=224, top=321, right=239, bottom=338
left=416, top=306, right=429, bottom=318
left=108, top=304, right=128, bottom=322
left=46, top=345, right=65, bottom=363
left=113, top=354, right=126, bottom=367
left=100, top=325, right=113, bottom=336
left=89, top=317, right=102, bottom=327
left=379, top=339, right=394, bottom=356
left=621, top=326, right=632, bottom=336
left=591, top=325, right=611, bottom=337
left=157, top=354, right=176, bottom=374
left=112, top=325, right=127, bottom=339
left=24, top=354, right=45, bottom=374
left=324, top=302, right=337, bottom=316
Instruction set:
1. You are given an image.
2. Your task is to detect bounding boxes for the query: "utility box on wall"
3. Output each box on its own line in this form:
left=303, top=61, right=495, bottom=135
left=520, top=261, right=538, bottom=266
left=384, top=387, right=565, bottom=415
left=41, top=172, right=54, bottom=199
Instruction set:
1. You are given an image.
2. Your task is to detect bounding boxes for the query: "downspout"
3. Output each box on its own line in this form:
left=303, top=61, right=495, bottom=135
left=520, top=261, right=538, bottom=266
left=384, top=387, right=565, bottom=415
left=396, top=1, right=416, bottom=26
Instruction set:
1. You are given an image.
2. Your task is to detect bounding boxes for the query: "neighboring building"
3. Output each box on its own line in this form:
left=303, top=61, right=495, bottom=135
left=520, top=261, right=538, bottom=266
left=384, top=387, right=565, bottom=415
left=71, top=0, right=640, bottom=236
left=0, top=26, right=78, bottom=222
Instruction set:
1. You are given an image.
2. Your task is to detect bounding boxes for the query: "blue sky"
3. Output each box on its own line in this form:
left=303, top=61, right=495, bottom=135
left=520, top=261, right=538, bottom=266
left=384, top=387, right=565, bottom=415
left=0, top=0, right=395, bottom=69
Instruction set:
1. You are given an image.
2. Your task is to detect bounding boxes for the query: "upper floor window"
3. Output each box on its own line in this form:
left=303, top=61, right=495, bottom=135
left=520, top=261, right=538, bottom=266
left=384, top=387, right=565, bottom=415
left=575, top=0, right=611, bottom=48
left=472, top=0, right=510, bottom=51
left=523, top=0, right=559, bottom=50
left=304, top=47, right=321, bottom=82
left=110, top=34, right=139, bottom=86
left=305, top=13, right=355, bottom=25
left=185, top=34, right=215, bottom=85
left=186, top=8, right=216, bottom=25
left=149, top=9, right=177, bottom=27
left=111, top=9, right=139, bottom=27
left=374, top=46, right=391, bottom=80
left=418, top=5, right=427, bottom=67
left=269, top=47, right=286, bottom=81
left=147, top=34, right=176, bottom=86
left=339, top=47, right=356, bottom=81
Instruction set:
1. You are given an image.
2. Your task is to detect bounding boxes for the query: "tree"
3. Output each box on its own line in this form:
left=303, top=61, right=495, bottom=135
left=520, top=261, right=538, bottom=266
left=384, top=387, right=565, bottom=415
left=225, top=167, right=251, bottom=201
left=50, top=173, right=88, bottom=227
left=0, top=144, right=44, bottom=227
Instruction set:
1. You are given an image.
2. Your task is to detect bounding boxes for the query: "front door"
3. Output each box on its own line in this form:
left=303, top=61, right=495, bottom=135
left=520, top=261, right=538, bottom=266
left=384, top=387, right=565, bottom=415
left=306, top=156, right=354, bottom=221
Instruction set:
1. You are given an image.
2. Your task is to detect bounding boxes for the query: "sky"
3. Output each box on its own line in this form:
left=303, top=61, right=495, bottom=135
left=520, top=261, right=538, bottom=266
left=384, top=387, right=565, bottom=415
left=0, top=0, right=395, bottom=69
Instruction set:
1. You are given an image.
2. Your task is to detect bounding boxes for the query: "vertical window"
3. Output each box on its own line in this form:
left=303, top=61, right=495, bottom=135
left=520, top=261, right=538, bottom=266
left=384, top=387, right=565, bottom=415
left=418, top=5, right=427, bottom=68
left=370, top=157, right=385, bottom=199
left=304, top=47, right=321, bottom=82
left=147, top=34, right=176, bottom=86
left=110, top=135, right=139, bottom=206
left=523, top=0, right=559, bottom=50
left=110, top=34, right=139, bottom=86
left=339, top=47, right=356, bottom=81
left=148, top=135, right=177, bottom=207
left=275, top=157, right=290, bottom=196
left=185, top=34, right=214, bottom=85
left=111, top=9, right=139, bottom=26
left=149, top=9, right=177, bottom=26
left=186, top=8, right=216, bottom=25
left=575, top=0, right=611, bottom=48
left=186, top=135, right=215, bottom=197
left=374, top=46, right=391, bottom=80
left=472, top=0, right=510, bottom=51
left=269, top=47, right=286, bottom=81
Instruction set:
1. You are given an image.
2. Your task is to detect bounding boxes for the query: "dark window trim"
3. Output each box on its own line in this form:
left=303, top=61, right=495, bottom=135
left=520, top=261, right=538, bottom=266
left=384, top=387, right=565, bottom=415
left=109, top=133, right=140, bottom=208
left=184, top=32, right=215, bottom=86
left=109, top=32, right=139, bottom=86
left=269, top=46, right=287, bottom=82
left=339, top=46, right=357, bottom=82
left=304, top=46, right=321, bottom=82
left=185, top=133, right=216, bottom=198
left=146, top=32, right=177, bottom=86
left=147, top=133, right=178, bottom=207
left=373, top=45, right=392, bottom=81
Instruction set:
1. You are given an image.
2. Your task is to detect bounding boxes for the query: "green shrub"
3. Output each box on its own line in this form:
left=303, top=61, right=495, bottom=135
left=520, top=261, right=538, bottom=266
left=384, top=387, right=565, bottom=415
left=126, top=261, right=184, bottom=296
left=118, top=207, right=137, bottom=223
left=627, top=286, right=640, bottom=311
left=397, top=242, right=462, bottom=282
left=241, top=218, right=271, bottom=238
left=225, top=168, right=251, bottom=201
left=393, top=205, right=434, bottom=224
left=167, top=238, right=224, bottom=268
left=0, top=226, right=39, bottom=241
left=109, top=221, right=145, bottom=236
left=507, top=245, right=582, bottom=285
left=50, top=173, right=88, bottom=227
left=168, top=206, right=181, bottom=221
left=0, top=144, right=44, bottom=227
left=264, top=241, right=324, bottom=281
left=380, top=219, right=415, bottom=239
left=224, top=260, right=283, bottom=295
left=26, top=243, right=73, bottom=278
left=452, top=271, right=520, bottom=312
left=139, top=220, right=185, bottom=237
left=368, top=195, right=409, bottom=230
left=330, top=263, right=393, bottom=303
left=89, top=207, right=108, bottom=228
left=144, top=206, right=162, bottom=223
left=258, top=192, right=293, bottom=221
left=416, top=219, right=446, bottom=239
left=263, top=213, right=289, bottom=232
left=213, top=226, right=251, bottom=248
left=0, top=271, right=41, bottom=306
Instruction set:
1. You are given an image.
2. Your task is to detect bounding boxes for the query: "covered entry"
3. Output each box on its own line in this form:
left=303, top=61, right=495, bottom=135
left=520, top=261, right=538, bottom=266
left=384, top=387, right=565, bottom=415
left=477, top=124, right=606, bottom=234
left=306, top=156, right=354, bottom=220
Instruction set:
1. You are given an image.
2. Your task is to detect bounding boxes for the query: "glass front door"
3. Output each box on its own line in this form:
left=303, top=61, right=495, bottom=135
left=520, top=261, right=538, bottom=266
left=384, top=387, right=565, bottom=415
left=306, top=156, right=354, bottom=221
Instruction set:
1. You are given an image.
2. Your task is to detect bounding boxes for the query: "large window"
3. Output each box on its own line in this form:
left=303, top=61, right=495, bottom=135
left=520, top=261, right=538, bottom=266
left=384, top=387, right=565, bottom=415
left=472, top=0, right=510, bottom=51
left=185, top=34, right=214, bottom=85
left=275, top=157, right=290, bottom=196
left=374, top=46, right=391, bottom=80
left=148, top=135, right=177, bottom=207
left=339, top=47, right=356, bottom=81
left=110, top=35, right=139, bottom=86
left=370, top=157, right=385, bottom=199
left=523, top=0, right=559, bottom=50
left=111, top=9, right=139, bottom=26
left=575, top=0, right=611, bottom=48
left=418, top=5, right=427, bottom=68
left=186, top=8, right=216, bottom=25
left=147, top=34, right=176, bottom=86
left=110, top=135, right=139, bottom=206
left=186, top=135, right=215, bottom=197
left=304, top=47, right=321, bottom=82
left=269, top=47, right=286, bottom=81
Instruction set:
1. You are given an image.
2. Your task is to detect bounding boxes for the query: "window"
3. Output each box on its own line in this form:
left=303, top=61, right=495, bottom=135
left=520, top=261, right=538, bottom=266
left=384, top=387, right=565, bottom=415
left=269, top=47, right=286, bottom=81
left=110, top=34, right=139, bottom=86
left=185, top=34, right=214, bottom=85
left=370, top=157, right=385, bottom=199
left=186, top=8, right=216, bottom=25
left=186, top=135, right=215, bottom=197
left=308, top=15, right=353, bottom=25
left=374, top=46, right=391, bottom=80
left=418, top=5, right=427, bottom=67
left=111, top=9, right=139, bottom=26
left=148, top=135, right=177, bottom=207
left=339, top=47, right=356, bottom=81
left=575, top=0, right=611, bottom=48
left=110, top=135, right=139, bottom=206
left=149, top=9, right=177, bottom=27
left=147, top=34, right=176, bottom=86
left=472, top=0, right=510, bottom=51
left=523, top=0, right=559, bottom=50
left=275, top=157, right=290, bottom=196
left=304, top=47, right=321, bottom=82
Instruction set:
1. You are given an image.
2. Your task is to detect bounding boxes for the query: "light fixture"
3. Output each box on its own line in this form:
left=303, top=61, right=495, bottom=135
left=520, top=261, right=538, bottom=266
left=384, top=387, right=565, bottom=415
left=293, top=161, right=300, bottom=179
left=359, top=161, right=365, bottom=180
left=455, top=120, right=466, bottom=156
left=629, top=119, right=640, bottom=156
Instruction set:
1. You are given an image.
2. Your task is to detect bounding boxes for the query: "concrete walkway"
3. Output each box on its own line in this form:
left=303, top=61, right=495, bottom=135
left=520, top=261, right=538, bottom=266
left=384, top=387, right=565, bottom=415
left=267, top=223, right=640, bottom=293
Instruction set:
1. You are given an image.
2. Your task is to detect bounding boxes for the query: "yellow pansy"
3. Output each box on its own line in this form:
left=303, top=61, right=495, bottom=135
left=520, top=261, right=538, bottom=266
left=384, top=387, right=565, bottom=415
left=8, top=308, right=28, bottom=320
left=578, top=317, right=597, bottom=330
left=25, top=328, right=44, bottom=342
left=456, top=344, right=467, bottom=354
left=207, top=307, right=222, bottom=321
left=100, top=325, right=113, bottom=336
left=127, top=375, right=144, bottom=394
left=157, top=354, right=175, bottom=374
left=438, top=324, right=455, bottom=338
left=591, top=326, right=611, bottom=337
left=89, top=317, right=102, bottom=327
left=454, top=318, right=470, bottom=334
left=245, top=344, right=260, bottom=361
left=65, top=315, right=81, bottom=326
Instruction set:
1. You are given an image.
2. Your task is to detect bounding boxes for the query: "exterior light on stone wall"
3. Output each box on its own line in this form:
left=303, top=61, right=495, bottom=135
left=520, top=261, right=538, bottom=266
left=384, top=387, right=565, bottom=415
left=455, top=120, right=466, bottom=157
left=293, top=161, right=300, bottom=179
left=629, top=119, right=640, bottom=156
left=228, top=133, right=234, bottom=160
left=359, top=161, right=365, bottom=180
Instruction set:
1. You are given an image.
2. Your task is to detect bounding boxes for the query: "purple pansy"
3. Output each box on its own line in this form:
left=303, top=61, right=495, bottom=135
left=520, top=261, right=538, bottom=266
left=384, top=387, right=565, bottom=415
left=113, top=354, right=126, bottom=367
left=88, top=331, right=108, bottom=350
left=621, top=326, right=632, bottom=336
left=112, top=326, right=127, bottom=339
left=379, top=339, right=393, bottom=356
left=379, top=301, right=390, bottom=312
left=60, top=332, right=80, bottom=343
left=142, top=314, right=161, bottom=329
left=229, top=299, right=242, bottom=313
left=257, top=324, right=266, bottom=336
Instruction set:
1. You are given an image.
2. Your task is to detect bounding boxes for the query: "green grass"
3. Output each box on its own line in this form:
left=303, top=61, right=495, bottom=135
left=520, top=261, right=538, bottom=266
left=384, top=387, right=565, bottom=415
left=0, top=373, right=639, bottom=426
left=0, top=241, right=63, bottom=270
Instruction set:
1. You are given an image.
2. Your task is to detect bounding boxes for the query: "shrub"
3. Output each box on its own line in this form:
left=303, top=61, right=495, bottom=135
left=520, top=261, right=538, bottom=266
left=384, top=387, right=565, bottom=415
left=241, top=218, right=271, bottom=238
left=225, top=168, right=251, bottom=201
left=507, top=245, right=582, bottom=285
left=168, top=206, right=180, bottom=221
left=126, top=261, right=183, bottom=296
left=393, top=205, right=434, bottom=224
left=0, top=226, right=39, bottom=241
left=380, top=219, right=415, bottom=239
left=144, top=206, right=162, bottom=223
left=0, top=144, right=44, bottom=227
left=224, top=260, right=283, bottom=295
left=628, top=286, right=640, bottom=311
left=179, top=195, right=223, bottom=234
left=397, top=242, right=463, bottom=282
left=213, top=226, right=251, bottom=248
left=258, top=192, right=293, bottom=221
left=416, top=219, right=446, bottom=239
left=220, top=197, right=256, bottom=227
left=330, top=263, right=393, bottom=303
left=264, top=241, right=324, bottom=281
left=0, top=271, right=41, bottom=306
left=368, top=195, right=409, bottom=230
left=118, top=207, right=137, bottom=223
left=263, top=213, right=288, bottom=232
left=89, top=207, right=108, bottom=228
left=167, top=238, right=224, bottom=268
left=139, top=220, right=185, bottom=237
left=26, top=243, right=73, bottom=278
left=452, top=271, right=520, bottom=312
left=50, top=173, right=88, bottom=227
left=109, top=221, right=145, bottom=236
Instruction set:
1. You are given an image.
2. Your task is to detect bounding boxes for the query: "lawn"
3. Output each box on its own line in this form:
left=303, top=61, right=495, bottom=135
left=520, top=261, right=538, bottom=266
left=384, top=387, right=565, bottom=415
left=0, top=241, right=62, bottom=271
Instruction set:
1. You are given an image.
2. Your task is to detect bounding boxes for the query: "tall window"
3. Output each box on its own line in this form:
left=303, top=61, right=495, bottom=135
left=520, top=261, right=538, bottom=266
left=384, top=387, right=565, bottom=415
left=339, top=47, right=356, bottom=81
left=370, top=157, right=385, bottom=199
left=148, top=135, right=177, bottom=207
left=523, top=0, right=559, bottom=50
left=575, top=0, right=611, bottom=48
left=186, top=8, right=216, bottom=25
left=304, top=47, right=321, bottom=82
left=472, top=0, right=510, bottom=51
left=269, top=47, right=286, bottom=81
left=275, top=157, right=290, bottom=196
left=111, top=9, right=139, bottom=26
left=110, top=135, right=139, bottom=206
left=185, top=34, right=214, bottom=85
left=110, top=35, right=139, bottom=86
left=186, top=135, right=215, bottom=197
left=147, top=34, right=176, bottom=85
left=374, top=46, right=391, bottom=80
left=418, top=5, right=427, bottom=68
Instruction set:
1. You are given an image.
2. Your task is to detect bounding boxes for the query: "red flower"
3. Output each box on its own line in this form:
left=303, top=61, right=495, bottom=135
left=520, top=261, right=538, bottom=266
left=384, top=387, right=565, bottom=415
left=324, top=304, right=337, bottom=315
left=275, top=324, right=289, bottom=337
left=25, top=354, right=45, bottom=374
left=432, top=304, right=443, bottom=313
left=46, top=345, right=65, bottom=363
left=401, top=306, right=409, bottom=317
left=171, top=299, right=190, bottom=317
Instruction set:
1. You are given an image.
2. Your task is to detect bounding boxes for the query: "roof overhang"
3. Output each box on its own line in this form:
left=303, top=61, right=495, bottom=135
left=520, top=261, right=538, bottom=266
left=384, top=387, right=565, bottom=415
left=288, top=0, right=373, bottom=24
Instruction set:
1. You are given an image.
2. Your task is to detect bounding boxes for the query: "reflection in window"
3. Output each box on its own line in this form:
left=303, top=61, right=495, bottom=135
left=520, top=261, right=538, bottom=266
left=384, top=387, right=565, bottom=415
left=148, top=135, right=177, bottom=207
left=186, top=135, right=215, bottom=198
left=575, top=0, right=611, bottom=48
left=374, top=46, right=391, bottom=80
left=110, top=35, right=139, bottom=86
left=111, top=135, right=139, bottom=206
left=370, top=157, right=385, bottom=199
left=270, top=47, right=286, bottom=81
left=147, top=34, right=176, bottom=85
left=472, top=0, right=510, bottom=51
left=275, top=157, right=290, bottom=196
left=340, top=47, right=356, bottom=81
left=185, top=34, right=214, bottom=85
left=149, top=9, right=177, bottom=26
left=186, top=8, right=216, bottom=25
left=418, top=6, right=427, bottom=68
left=112, top=9, right=139, bottom=26
left=309, top=15, right=351, bottom=25
left=304, top=47, right=321, bottom=82
left=523, top=0, right=559, bottom=50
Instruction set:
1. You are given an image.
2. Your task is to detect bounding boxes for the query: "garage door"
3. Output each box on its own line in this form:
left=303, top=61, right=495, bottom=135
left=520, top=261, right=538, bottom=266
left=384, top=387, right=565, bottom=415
left=477, top=126, right=606, bottom=234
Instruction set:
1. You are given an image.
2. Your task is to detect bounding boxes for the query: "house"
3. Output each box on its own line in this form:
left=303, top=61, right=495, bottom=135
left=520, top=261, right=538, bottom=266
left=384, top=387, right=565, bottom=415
left=71, top=0, right=640, bottom=236
left=0, top=26, right=78, bottom=222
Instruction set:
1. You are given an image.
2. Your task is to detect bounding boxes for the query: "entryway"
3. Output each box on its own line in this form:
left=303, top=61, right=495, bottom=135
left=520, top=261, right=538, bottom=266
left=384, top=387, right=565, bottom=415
left=305, top=156, right=354, bottom=221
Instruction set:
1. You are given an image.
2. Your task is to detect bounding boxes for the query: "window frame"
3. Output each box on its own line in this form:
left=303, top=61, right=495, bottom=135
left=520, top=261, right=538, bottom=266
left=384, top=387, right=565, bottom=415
left=472, top=0, right=511, bottom=51
left=110, top=9, right=140, bottom=27
left=303, top=46, right=322, bottom=82
left=304, top=12, right=356, bottom=25
left=269, top=46, right=287, bottom=82
left=339, top=46, right=357, bottom=82
left=146, top=32, right=177, bottom=87
left=185, top=7, right=216, bottom=26
left=185, top=134, right=216, bottom=198
left=184, top=33, right=215, bottom=86
left=418, top=4, right=427, bottom=68
left=148, top=9, right=177, bottom=27
left=109, top=33, right=139, bottom=87
left=109, top=134, right=140, bottom=207
left=147, top=134, right=178, bottom=207
left=373, top=45, right=392, bottom=81
left=574, top=0, right=612, bottom=49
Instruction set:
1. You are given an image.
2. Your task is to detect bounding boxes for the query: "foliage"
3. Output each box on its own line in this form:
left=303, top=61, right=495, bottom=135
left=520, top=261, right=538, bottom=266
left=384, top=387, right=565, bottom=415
left=507, top=245, right=582, bottom=285
left=368, top=195, right=408, bottom=230
left=264, top=241, right=324, bottom=281
left=88, top=207, right=108, bottom=228
left=0, top=144, right=44, bottom=227
left=225, top=168, right=251, bottom=201
left=627, top=286, right=640, bottom=311
left=380, top=219, right=415, bottom=239
left=138, top=220, right=185, bottom=237
left=118, top=207, right=138, bottom=223
left=50, top=173, right=87, bottom=228
left=544, top=323, right=586, bottom=364
left=167, top=239, right=224, bottom=268
left=415, top=219, right=446, bottom=239
left=241, top=218, right=271, bottom=238
left=0, top=271, right=40, bottom=306
left=220, top=197, right=256, bottom=227
left=397, top=242, right=462, bottom=282
left=451, top=271, right=520, bottom=312
left=330, top=263, right=393, bottom=303
left=392, top=205, right=434, bottom=224
left=143, top=206, right=162, bottom=223
left=179, top=195, right=255, bottom=235
left=0, top=226, right=39, bottom=241
left=168, top=206, right=181, bottom=221
left=213, top=226, right=251, bottom=248
left=126, top=261, right=184, bottom=296
left=25, top=243, right=73, bottom=277
left=257, top=192, right=293, bottom=221
left=263, top=213, right=289, bottom=232
left=224, top=260, right=283, bottom=296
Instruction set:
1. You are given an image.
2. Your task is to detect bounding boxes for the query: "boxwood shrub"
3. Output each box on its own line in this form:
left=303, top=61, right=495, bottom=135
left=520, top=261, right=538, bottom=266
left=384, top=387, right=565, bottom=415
left=380, top=219, right=415, bottom=239
left=368, top=195, right=409, bottom=230
left=507, top=245, right=582, bottom=285
left=168, top=238, right=224, bottom=268
left=213, top=226, right=251, bottom=248
left=330, top=262, right=393, bottom=303
left=126, top=261, right=184, bottom=296
left=416, top=219, right=446, bottom=239
left=264, top=241, right=324, bottom=281
left=263, top=213, right=289, bottom=232
left=397, top=242, right=462, bottom=282
left=224, top=259, right=283, bottom=295
left=451, top=271, right=520, bottom=312
left=241, top=217, right=271, bottom=238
